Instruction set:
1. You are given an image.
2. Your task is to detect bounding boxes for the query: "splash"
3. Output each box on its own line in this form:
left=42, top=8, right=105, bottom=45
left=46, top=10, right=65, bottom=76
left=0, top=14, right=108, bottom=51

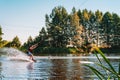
left=0, top=47, right=30, bottom=61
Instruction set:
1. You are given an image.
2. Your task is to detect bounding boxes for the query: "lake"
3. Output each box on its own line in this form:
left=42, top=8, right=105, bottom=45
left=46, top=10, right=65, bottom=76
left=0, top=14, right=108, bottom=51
left=0, top=48, right=120, bottom=80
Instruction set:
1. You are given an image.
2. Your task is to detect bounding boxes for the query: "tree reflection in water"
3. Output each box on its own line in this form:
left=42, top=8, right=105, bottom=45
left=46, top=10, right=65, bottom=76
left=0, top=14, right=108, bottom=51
left=49, top=59, right=83, bottom=80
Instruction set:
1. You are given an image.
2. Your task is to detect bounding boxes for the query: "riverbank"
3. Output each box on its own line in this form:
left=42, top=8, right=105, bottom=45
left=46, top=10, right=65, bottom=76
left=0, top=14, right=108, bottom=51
left=21, top=46, right=120, bottom=55
left=33, top=47, right=79, bottom=55
left=100, top=48, right=120, bottom=53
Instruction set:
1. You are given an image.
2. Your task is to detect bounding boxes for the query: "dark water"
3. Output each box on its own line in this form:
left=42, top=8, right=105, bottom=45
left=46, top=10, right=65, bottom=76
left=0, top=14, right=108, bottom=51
left=0, top=48, right=120, bottom=80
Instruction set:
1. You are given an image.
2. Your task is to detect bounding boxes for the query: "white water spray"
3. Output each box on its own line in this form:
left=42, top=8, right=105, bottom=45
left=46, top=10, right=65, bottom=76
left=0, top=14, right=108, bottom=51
left=0, top=47, right=30, bottom=61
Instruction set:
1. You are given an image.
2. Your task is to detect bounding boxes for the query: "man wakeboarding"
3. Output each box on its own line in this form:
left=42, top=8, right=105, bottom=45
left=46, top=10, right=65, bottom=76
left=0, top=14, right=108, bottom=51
left=27, top=43, right=39, bottom=62
left=27, top=38, right=45, bottom=62
left=27, top=48, right=36, bottom=62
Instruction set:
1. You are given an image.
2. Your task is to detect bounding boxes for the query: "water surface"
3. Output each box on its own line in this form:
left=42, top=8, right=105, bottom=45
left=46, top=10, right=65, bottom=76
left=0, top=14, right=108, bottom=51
left=0, top=48, right=120, bottom=80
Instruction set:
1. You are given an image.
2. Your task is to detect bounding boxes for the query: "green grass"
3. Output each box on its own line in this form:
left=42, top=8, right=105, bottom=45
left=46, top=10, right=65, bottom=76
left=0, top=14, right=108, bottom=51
left=85, top=47, right=120, bottom=80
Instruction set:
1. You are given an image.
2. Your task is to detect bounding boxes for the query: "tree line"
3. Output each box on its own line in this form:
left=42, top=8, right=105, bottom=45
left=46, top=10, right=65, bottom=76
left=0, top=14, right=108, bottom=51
left=0, top=25, right=21, bottom=48
left=0, top=6, right=120, bottom=53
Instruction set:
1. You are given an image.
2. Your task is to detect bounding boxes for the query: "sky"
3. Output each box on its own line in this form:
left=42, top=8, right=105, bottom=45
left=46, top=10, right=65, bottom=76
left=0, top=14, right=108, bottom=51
left=0, top=0, right=120, bottom=44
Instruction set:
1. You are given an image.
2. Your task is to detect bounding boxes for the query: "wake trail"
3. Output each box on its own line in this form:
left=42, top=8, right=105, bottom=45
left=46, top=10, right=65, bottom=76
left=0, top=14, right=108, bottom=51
left=0, top=47, right=30, bottom=62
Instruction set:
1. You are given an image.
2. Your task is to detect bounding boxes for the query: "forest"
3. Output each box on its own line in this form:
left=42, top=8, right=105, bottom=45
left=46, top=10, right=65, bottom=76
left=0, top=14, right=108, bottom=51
left=0, top=6, right=120, bottom=54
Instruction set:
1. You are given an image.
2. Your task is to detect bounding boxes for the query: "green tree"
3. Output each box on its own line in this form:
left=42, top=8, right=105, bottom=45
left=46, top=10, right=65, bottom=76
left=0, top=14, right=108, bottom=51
left=101, top=12, right=113, bottom=46
left=0, top=40, right=8, bottom=48
left=27, top=36, right=33, bottom=46
left=39, top=27, right=47, bottom=39
left=95, top=10, right=103, bottom=46
left=70, top=12, right=84, bottom=47
left=10, top=36, right=21, bottom=48
left=46, top=6, right=68, bottom=47
left=80, top=9, right=90, bottom=47
left=0, top=26, right=3, bottom=41
left=87, top=10, right=103, bottom=47
left=22, top=36, right=33, bottom=50
left=112, top=13, right=120, bottom=46
left=82, top=9, right=89, bottom=22
left=71, top=7, right=76, bottom=14
left=77, top=9, right=82, bottom=23
left=88, top=11, right=96, bottom=43
left=95, top=10, right=103, bottom=22
left=0, top=26, right=7, bottom=48
left=38, top=27, right=47, bottom=47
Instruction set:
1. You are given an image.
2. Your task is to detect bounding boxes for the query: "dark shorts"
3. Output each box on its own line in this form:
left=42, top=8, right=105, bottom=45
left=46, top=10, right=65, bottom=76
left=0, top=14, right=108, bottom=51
left=27, top=52, right=32, bottom=56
